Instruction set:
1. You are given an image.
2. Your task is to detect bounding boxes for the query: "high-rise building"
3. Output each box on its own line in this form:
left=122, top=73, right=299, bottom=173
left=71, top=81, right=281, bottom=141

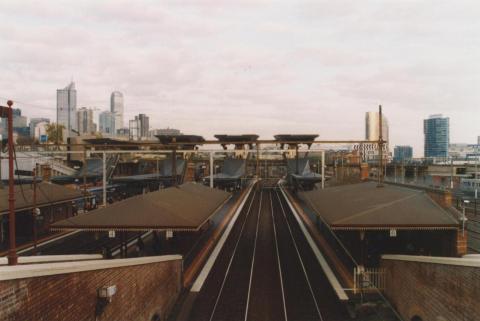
left=393, top=145, right=413, bottom=162
left=128, top=113, right=150, bottom=140
left=99, top=111, right=116, bottom=135
left=365, top=111, right=389, bottom=161
left=57, top=82, right=77, bottom=139
left=76, top=107, right=96, bottom=135
left=110, top=91, right=124, bottom=132
left=138, top=114, right=149, bottom=138
left=129, top=118, right=140, bottom=141
left=0, top=108, right=28, bottom=137
left=424, top=114, right=449, bottom=158
left=29, top=118, right=50, bottom=137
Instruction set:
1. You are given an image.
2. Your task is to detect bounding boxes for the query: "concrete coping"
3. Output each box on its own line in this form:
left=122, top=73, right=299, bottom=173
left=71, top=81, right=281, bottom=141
left=382, top=254, right=480, bottom=268
left=0, top=254, right=182, bottom=281
left=0, top=254, right=103, bottom=266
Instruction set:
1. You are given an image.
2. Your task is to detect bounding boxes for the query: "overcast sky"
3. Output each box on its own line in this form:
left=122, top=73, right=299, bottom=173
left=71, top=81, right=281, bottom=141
left=1, top=1, right=479, bottom=156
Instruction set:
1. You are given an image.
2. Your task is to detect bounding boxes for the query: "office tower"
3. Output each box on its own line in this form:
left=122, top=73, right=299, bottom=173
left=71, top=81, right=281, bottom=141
left=129, top=118, right=140, bottom=141
left=32, top=121, right=49, bottom=141
left=424, top=114, right=449, bottom=158
left=138, top=114, right=149, bottom=138
left=128, top=114, right=150, bottom=140
left=110, top=91, right=124, bottom=132
left=365, top=111, right=389, bottom=161
left=76, top=107, right=95, bottom=135
left=0, top=108, right=28, bottom=137
left=57, top=82, right=77, bottom=139
left=99, top=111, right=116, bottom=135
left=393, top=145, right=413, bottom=162
left=29, top=118, right=50, bottom=137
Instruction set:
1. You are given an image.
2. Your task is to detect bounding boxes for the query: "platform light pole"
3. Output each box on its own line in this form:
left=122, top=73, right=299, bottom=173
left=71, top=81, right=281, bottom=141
left=2, top=100, right=18, bottom=265
left=209, top=151, right=214, bottom=188
left=321, top=150, right=325, bottom=189
left=376, top=105, right=384, bottom=187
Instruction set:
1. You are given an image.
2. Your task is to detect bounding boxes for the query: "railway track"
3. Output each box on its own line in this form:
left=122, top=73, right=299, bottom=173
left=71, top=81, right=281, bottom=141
left=187, top=184, right=348, bottom=321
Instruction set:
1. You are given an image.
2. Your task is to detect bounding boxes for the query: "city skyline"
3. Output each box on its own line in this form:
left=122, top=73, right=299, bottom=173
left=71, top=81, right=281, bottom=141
left=1, top=1, right=480, bottom=156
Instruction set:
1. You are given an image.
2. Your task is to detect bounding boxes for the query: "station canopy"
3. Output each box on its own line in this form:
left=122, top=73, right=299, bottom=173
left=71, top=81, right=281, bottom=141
left=51, top=182, right=231, bottom=232
left=155, top=135, right=205, bottom=149
left=300, top=181, right=459, bottom=230
left=0, top=183, right=84, bottom=215
left=82, top=138, right=140, bottom=149
left=214, top=134, right=259, bottom=149
left=274, top=134, right=319, bottom=148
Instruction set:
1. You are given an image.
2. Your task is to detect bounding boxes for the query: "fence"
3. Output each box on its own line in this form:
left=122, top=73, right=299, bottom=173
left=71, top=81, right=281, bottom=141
left=353, top=266, right=386, bottom=295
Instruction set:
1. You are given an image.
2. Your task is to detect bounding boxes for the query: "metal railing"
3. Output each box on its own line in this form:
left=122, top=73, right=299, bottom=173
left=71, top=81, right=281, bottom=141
left=354, top=267, right=386, bottom=295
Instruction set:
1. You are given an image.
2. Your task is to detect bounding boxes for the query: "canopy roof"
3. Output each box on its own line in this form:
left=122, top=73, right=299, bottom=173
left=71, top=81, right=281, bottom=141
left=300, top=182, right=459, bottom=230
left=155, top=135, right=205, bottom=148
left=214, top=134, right=259, bottom=147
left=51, top=182, right=231, bottom=232
left=0, top=183, right=84, bottom=215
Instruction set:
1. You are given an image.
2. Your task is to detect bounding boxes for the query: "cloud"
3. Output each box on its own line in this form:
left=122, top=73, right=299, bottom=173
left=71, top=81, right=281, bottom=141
left=0, top=1, right=479, bottom=157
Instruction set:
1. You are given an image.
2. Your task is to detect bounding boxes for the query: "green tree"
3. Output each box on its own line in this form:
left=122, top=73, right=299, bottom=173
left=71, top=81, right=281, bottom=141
left=45, top=123, right=65, bottom=143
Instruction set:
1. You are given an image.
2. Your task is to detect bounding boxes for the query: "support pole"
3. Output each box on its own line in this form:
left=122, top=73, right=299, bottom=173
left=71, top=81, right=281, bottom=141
left=83, top=146, right=87, bottom=211
left=209, top=151, right=213, bottom=188
left=32, top=168, right=38, bottom=255
left=172, top=138, right=177, bottom=187
left=102, top=151, right=107, bottom=207
left=321, top=150, right=325, bottom=189
left=377, top=105, right=384, bottom=188
left=7, top=100, right=17, bottom=265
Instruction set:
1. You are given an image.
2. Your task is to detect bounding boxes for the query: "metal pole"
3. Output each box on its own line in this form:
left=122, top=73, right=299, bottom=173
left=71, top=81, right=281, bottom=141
left=83, top=146, right=87, bottom=211
left=32, top=168, right=38, bottom=255
left=377, top=105, right=384, bottom=187
left=321, top=150, right=325, bottom=189
left=209, top=151, right=213, bottom=188
left=450, top=157, right=454, bottom=189
left=7, top=100, right=17, bottom=265
left=102, top=151, right=107, bottom=207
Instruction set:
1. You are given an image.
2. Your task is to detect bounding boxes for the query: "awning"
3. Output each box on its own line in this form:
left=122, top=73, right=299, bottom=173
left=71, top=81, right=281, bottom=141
left=300, top=181, right=459, bottom=231
left=0, top=182, right=85, bottom=215
left=51, top=182, right=231, bottom=232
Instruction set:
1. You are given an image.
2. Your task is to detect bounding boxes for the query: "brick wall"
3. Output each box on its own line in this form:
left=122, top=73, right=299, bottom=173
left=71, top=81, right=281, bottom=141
left=382, top=256, right=480, bottom=321
left=0, top=258, right=182, bottom=321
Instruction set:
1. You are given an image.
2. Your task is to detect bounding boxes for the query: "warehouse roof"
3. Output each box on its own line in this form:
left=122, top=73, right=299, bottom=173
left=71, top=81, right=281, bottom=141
left=300, top=182, right=459, bottom=230
left=51, top=182, right=231, bottom=232
left=0, top=183, right=84, bottom=215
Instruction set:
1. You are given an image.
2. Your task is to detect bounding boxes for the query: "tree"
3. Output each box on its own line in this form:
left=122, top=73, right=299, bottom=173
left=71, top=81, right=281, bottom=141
left=45, top=123, right=65, bottom=144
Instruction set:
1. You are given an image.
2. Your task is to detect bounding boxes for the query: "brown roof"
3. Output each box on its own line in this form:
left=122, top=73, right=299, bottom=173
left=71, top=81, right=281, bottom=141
left=300, top=182, right=459, bottom=230
left=0, top=183, right=84, bottom=215
left=51, top=182, right=231, bottom=232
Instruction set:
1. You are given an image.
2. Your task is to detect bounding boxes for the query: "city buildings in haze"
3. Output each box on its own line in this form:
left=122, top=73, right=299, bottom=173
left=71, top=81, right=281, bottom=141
left=128, top=113, right=149, bottom=140
left=424, top=114, right=449, bottom=158
left=99, top=111, right=116, bottom=135
left=149, top=128, right=182, bottom=138
left=29, top=118, right=50, bottom=137
left=110, top=91, right=124, bottom=132
left=76, top=107, right=96, bottom=135
left=365, top=111, right=389, bottom=161
left=57, top=82, right=77, bottom=140
left=393, top=145, right=413, bottom=162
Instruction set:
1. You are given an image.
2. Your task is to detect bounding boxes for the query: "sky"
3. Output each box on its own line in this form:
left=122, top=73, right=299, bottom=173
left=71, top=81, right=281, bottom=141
left=0, top=0, right=479, bottom=156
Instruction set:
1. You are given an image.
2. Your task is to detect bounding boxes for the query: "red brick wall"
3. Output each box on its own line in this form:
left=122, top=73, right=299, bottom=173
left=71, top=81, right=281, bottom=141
left=0, top=259, right=182, bottom=321
left=382, top=258, right=480, bottom=321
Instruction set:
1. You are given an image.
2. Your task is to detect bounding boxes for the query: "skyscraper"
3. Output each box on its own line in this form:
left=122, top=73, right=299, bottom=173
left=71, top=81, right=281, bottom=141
left=138, top=113, right=149, bottom=138
left=128, top=113, right=150, bottom=140
left=393, top=145, right=413, bottom=162
left=57, top=82, right=77, bottom=139
left=365, top=111, right=389, bottom=161
left=99, top=111, right=116, bottom=135
left=76, top=107, right=96, bottom=135
left=424, top=114, right=449, bottom=158
left=110, top=91, right=124, bottom=132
